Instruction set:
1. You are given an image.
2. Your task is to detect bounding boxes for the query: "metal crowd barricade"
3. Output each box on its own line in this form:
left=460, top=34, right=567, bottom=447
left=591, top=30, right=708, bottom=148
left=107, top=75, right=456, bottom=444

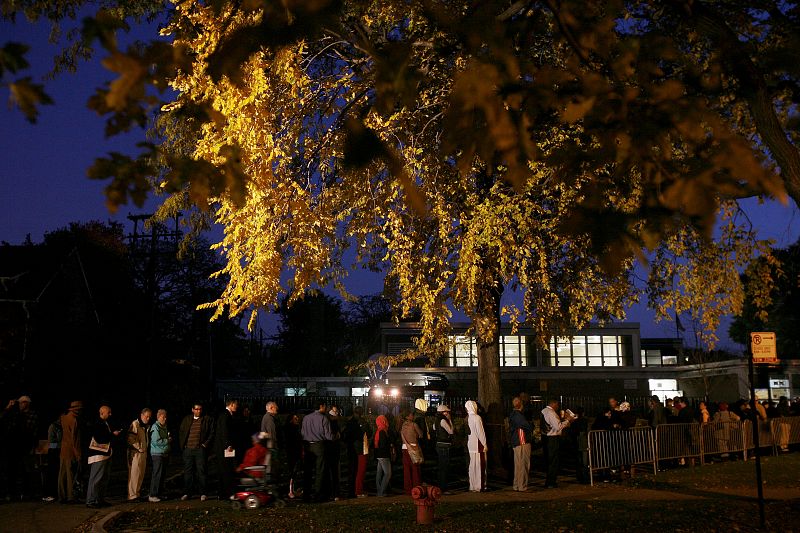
left=699, top=421, right=746, bottom=463
left=769, top=417, right=800, bottom=452
left=655, top=423, right=702, bottom=465
left=742, top=419, right=776, bottom=456
left=587, top=427, right=656, bottom=486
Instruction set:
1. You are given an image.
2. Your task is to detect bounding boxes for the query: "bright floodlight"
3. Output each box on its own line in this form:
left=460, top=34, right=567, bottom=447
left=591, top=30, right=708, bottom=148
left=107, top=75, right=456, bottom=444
left=390, top=388, right=399, bottom=397
left=373, top=387, right=383, bottom=397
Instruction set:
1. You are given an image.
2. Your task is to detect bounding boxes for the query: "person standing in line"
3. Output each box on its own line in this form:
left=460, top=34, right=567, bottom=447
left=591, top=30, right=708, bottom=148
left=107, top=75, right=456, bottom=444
left=126, top=408, right=152, bottom=501
left=400, top=409, right=423, bottom=495
left=541, top=398, right=574, bottom=489
left=344, top=406, right=371, bottom=498
left=148, top=409, right=170, bottom=502
left=434, top=405, right=454, bottom=494
left=776, top=396, right=791, bottom=453
left=465, top=400, right=487, bottom=492
left=301, top=401, right=332, bottom=502
left=568, top=407, right=590, bottom=484
left=86, top=405, right=121, bottom=508
left=325, top=406, right=343, bottom=500
left=260, top=401, right=279, bottom=474
left=179, top=403, right=214, bottom=501
left=0, top=395, right=39, bottom=501
left=509, top=397, right=532, bottom=492
left=647, top=396, right=667, bottom=428
left=283, top=413, right=303, bottom=499
left=58, top=401, right=83, bottom=503
left=215, top=398, right=239, bottom=500
left=43, top=412, right=63, bottom=502
left=374, top=414, right=393, bottom=497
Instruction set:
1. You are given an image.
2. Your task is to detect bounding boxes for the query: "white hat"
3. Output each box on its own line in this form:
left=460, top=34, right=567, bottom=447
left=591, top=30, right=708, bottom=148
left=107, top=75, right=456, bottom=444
left=436, top=404, right=450, bottom=413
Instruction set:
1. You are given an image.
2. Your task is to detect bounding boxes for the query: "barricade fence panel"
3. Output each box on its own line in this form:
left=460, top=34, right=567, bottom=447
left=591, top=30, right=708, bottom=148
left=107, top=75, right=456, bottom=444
left=700, top=421, right=745, bottom=459
left=588, top=428, right=656, bottom=485
left=655, top=423, right=701, bottom=462
left=742, top=420, right=775, bottom=452
left=771, top=417, right=800, bottom=450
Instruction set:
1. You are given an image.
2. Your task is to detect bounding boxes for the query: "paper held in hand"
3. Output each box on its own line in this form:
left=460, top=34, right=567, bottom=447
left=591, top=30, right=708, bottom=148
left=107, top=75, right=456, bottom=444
left=224, top=448, right=236, bottom=458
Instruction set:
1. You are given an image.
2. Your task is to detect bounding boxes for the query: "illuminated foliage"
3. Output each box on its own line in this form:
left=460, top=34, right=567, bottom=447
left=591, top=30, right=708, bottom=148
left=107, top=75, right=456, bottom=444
left=2, top=2, right=794, bottom=426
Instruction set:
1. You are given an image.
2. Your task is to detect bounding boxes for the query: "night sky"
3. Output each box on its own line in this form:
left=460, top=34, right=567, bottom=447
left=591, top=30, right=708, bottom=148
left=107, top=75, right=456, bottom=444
left=2, top=16, right=798, bottom=351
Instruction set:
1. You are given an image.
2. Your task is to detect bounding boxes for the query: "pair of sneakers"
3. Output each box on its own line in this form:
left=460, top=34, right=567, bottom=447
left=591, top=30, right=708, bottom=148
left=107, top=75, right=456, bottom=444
left=179, top=494, right=208, bottom=501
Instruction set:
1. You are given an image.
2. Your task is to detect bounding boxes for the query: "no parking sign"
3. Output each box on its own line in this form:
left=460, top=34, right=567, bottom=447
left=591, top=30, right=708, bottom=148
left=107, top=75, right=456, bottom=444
left=750, top=332, right=779, bottom=364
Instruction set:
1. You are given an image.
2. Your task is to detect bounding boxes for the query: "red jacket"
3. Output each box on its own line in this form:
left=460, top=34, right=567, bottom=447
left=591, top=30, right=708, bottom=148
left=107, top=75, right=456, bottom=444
left=237, top=443, right=267, bottom=476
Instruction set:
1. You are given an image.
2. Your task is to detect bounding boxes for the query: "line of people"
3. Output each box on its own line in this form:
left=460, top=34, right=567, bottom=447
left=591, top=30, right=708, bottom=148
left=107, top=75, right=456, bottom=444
left=6, top=393, right=795, bottom=507
left=0, top=394, right=607, bottom=506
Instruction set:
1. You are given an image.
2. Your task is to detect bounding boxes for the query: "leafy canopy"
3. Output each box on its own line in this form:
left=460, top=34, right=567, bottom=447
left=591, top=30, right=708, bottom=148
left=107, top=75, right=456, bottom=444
left=4, top=0, right=797, bottom=355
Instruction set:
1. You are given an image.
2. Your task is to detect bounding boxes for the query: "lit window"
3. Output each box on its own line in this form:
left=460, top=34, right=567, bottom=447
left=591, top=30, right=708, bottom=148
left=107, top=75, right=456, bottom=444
left=502, top=336, right=522, bottom=366
left=572, top=337, right=587, bottom=366
left=452, top=335, right=474, bottom=367
left=662, top=355, right=678, bottom=365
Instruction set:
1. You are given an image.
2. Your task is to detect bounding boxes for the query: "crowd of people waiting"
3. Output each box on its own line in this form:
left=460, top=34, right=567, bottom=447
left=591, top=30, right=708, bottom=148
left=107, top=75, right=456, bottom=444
left=0, top=393, right=798, bottom=507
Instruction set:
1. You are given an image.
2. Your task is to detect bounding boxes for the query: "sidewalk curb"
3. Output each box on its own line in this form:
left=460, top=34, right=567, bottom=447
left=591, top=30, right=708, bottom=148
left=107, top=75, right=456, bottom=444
left=92, top=510, right=121, bottom=533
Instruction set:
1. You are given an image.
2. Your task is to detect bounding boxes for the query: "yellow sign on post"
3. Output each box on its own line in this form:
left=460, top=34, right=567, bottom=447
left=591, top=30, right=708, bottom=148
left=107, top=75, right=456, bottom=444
left=750, top=332, right=779, bottom=364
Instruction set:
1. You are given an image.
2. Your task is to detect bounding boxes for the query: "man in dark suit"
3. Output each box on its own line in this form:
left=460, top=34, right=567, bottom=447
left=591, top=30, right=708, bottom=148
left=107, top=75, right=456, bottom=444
left=214, top=398, right=239, bottom=499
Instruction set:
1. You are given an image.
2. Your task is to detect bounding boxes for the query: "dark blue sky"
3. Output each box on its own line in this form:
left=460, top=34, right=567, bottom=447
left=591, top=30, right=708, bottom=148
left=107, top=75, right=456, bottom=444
left=2, top=16, right=798, bottom=351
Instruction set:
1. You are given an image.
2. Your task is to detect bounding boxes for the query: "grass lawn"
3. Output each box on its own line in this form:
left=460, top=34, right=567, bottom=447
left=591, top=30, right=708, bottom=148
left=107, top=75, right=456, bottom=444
left=98, top=454, right=799, bottom=533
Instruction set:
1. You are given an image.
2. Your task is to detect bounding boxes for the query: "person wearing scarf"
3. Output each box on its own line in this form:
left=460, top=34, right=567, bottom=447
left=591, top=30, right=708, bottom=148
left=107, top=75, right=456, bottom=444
left=373, top=415, right=392, bottom=497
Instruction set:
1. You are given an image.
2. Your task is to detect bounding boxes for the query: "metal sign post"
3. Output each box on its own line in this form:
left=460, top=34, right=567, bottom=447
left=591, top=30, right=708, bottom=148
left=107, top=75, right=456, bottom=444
left=746, top=349, right=765, bottom=529
left=748, top=332, right=778, bottom=529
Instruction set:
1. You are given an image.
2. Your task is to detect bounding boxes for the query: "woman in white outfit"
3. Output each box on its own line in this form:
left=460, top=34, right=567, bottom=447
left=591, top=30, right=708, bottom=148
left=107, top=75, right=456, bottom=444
left=465, top=401, right=487, bottom=492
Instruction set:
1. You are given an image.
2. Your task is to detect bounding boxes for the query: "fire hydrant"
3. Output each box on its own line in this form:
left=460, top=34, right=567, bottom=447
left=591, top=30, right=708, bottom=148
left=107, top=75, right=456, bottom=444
left=411, top=484, right=442, bottom=525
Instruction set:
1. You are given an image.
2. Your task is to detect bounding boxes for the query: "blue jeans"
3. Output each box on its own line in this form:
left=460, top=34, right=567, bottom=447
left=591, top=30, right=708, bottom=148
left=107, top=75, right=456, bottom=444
left=86, top=459, right=111, bottom=505
left=182, top=448, right=207, bottom=495
left=375, top=458, right=391, bottom=496
left=149, top=454, right=167, bottom=497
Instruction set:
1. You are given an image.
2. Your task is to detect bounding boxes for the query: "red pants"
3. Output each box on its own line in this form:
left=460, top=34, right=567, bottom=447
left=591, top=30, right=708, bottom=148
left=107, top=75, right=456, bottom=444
left=354, top=454, right=367, bottom=495
left=402, top=449, right=421, bottom=495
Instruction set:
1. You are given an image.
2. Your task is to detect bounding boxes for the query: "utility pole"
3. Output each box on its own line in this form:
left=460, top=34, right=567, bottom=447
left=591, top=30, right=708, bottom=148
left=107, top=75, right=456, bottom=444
left=127, top=213, right=182, bottom=404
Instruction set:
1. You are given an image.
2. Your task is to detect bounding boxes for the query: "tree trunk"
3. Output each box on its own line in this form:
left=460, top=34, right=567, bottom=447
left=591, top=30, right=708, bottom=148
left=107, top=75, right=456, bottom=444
left=671, top=1, right=800, bottom=207
left=475, top=274, right=506, bottom=478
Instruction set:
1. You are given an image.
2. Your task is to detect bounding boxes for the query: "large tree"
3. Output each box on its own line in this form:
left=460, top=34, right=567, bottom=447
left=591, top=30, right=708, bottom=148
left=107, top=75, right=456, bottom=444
left=4, top=0, right=795, bottom=465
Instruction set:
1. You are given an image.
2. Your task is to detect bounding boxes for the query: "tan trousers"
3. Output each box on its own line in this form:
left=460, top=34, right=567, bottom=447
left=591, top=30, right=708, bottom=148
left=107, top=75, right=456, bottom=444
left=57, top=458, right=75, bottom=501
left=513, top=443, right=531, bottom=491
left=127, top=450, right=148, bottom=499
left=514, top=443, right=531, bottom=490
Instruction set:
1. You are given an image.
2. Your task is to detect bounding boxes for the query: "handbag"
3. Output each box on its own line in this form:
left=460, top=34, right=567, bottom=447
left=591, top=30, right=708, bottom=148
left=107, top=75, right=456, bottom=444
left=408, top=445, right=424, bottom=465
left=402, top=431, right=424, bottom=464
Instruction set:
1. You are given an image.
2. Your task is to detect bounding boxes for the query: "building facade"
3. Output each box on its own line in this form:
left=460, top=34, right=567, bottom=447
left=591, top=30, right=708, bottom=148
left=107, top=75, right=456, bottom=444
left=215, top=322, right=800, bottom=405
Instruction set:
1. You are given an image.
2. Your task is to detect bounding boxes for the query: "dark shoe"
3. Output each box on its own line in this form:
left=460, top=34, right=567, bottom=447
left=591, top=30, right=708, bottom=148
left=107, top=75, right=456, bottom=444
left=86, top=503, right=99, bottom=509
left=545, top=484, right=558, bottom=489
